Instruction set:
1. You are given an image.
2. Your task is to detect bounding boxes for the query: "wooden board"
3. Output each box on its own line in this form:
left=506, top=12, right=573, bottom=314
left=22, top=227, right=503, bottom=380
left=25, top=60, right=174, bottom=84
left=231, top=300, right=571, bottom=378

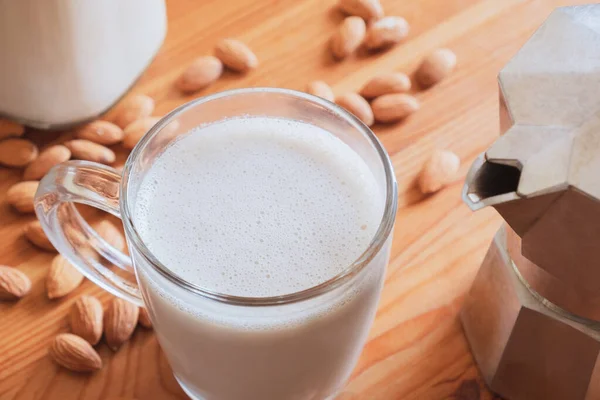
left=0, top=0, right=585, bottom=398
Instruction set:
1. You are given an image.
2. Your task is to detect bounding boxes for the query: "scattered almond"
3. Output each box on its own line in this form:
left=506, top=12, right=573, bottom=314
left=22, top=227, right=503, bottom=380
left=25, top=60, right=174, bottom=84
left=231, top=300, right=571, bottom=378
left=24, top=220, right=55, bottom=251
left=177, top=56, right=223, bottom=93
left=6, top=181, right=38, bottom=213
left=360, top=72, right=411, bottom=98
left=138, top=307, right=153, bottom=329
left=364, top=16, right=410, bottom=50
left=47, top=254, right=84, bottom=299
left=338, top=0, right=383, bottom=20
left=93, top=220, right=126, bottom=252
left=113, top=94, right=155, bottom=129
left=50, top=333, right=102, bottom=372
left=104, top=297, right=139, bottom=351
left=336, top=93, right=374, bottom=126
left=0, top=138, right=38, bottom=168
left=418, top=150, right=460, bottom=194
left=70, top=296, right=104, bottom=345
left=371, top=93, right=420, bottom=123
left=76, top=120, right=124, bottom=145
left=416, top=48, right=457, bottom=88
left=306, top=81, right=335, bottom=102
left=123, top=117, right=161, bottom=150
left=215, top=39, right=258, bottom=73
left=23, top=145, right=71, bottom=180
left=330, top=16, right=366, bottom=60
left=64, top=140, right=115, bottom=164
left=0, top=119, right=25, bottom=140
left=0, top=266, right=31, bottom=300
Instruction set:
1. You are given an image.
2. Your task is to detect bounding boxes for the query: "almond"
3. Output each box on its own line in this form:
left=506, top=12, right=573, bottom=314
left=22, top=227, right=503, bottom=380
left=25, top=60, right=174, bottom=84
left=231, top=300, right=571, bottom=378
left=0, top=119, right=25, bottom=140
left=0, top=266, right=31, bottom=300
left=177, top=56, right=223, bottom=93
left=0, top=138, right=38, bottom=168
left=214, top=39, right=258, bottom=73
left=416, top=48, right=457, bottom=88
left=364, top=16, right=409, bottom=50
left=50, top=333, right=102, bottom=372
left=104, top=297, right=139, bottom=351
left=360, top=72, right=411, bottom=98
left=24, top=220, right=55, bottom=251
left=336, top=93, right=374, bottom=126
left=70, top=295, right=103, bottom=345
left=338, top=0, right=383, bottom=20
left=23, top=145, right=71, bottom=180
left=47, top=254, right=84, bottom=299
left=123, top=117, right=161, bottom=150
left=306, top=81, right=335, bottom=102
left=64, top=140, right=115, bottom=164
left=6, top=181, right=38, bottom=213
left=93, top=220, right=126, bottom=252
left=76, top=120, right=124, bottom=145
left=418, top=150, right=460, bottom=194
left=371, top=93, right=420, bottom=123
left=138, top=307, right=153, bottom=329
left=113, top=95, right=155, bottom=129
left=330, top=17, right=366, bottom=60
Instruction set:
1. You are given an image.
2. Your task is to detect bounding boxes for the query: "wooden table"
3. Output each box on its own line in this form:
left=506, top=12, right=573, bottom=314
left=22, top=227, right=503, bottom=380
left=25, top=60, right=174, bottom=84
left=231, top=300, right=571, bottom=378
left=0, top=0, right=586, bottom=398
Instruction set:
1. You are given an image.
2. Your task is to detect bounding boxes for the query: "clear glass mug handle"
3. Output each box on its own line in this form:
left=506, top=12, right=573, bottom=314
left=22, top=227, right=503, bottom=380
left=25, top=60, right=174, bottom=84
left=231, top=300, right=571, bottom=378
left=35, top=160, right=143, bottom=306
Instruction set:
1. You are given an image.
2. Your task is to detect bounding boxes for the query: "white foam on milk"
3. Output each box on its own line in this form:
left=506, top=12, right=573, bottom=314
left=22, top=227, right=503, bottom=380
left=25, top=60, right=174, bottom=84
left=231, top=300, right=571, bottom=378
left=134, top=117, right=383, bottom=298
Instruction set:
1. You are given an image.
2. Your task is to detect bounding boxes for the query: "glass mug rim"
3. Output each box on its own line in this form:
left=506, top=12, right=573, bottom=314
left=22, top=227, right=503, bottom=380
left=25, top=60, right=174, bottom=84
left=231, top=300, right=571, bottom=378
left=121, top=87, right=398, bottom=307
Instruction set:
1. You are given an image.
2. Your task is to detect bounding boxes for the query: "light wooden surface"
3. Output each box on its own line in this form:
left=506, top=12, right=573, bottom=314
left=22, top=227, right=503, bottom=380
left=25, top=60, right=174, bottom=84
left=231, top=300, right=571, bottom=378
left=0, top=0, right=585, bottom=398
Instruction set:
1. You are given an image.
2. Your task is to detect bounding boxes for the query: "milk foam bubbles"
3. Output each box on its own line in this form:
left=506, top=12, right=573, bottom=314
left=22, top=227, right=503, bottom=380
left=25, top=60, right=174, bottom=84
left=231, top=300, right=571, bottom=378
left=135, top=117, right=383, bottom=297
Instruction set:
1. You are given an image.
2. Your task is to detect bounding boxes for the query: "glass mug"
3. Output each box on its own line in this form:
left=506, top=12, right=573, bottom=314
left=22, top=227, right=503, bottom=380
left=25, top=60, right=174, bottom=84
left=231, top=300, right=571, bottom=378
left=35, top=88, right=398, bottom=400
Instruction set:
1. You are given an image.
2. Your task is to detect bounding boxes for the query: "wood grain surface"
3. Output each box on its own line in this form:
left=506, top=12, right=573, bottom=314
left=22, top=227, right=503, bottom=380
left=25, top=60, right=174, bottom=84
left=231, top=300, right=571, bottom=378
left=0, top=0, right=586, bottom=398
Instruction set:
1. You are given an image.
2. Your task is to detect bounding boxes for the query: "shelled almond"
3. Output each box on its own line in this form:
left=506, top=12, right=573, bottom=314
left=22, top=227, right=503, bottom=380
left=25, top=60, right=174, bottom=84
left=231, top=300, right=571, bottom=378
left=0, top=119, right=25, bottom=140
left=418, top=149, right=460, bottom=194
left=0, top=266, right=31, bottom=301
left=336, top=93, right=374, bottom=126
left=360, top=72, right=411, bottom=98
left=215, top=39, right=258, bottom=73
left=23, top=145, right=71, bottom=180
left=0, top=138, right=38, bottom=168
left=64, top=140, right=116, bottom=164
left=50, top=333, right=102, bottom=372
left=177, top=56, right=223, bottom=93
left=330, top=16, right=366, bottom=60
left=306, top=81, right=335, bottom=102
left=371, top=93, right=420, bottom=123
left=70, top=295, right=104, bottom=345
left=93, top=220, right=126, bottom=252
left=138, top=307, right=153, bottom=329
left=104, top=297, right=139, bottom=351
left=76, top=120, right=124, bottom=145
left=364, top=16, right=409, bottom=50
left=24, top=220, right=55, bottom=251
left=47, top=254, right=84, bottom=299
left=416, top=48, right=457, bottom=88
left=338, top=0, right=383, bottom=21
left=6, top=181, right=38, bottom=213
left=123, top=117, right=161, bottom=150
left=113, top=94, right=155, bottom=129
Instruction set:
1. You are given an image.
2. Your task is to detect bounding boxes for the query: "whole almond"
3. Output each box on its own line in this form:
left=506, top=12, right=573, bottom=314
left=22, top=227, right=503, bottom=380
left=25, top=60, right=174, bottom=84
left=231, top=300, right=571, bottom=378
left=76, top=121, right=124, bottom=145
left=338, top=0, right=383, bottom=20
left=371, top=93, right=420, bottom=123
left=330, top=16, right=366, bottom=60
left=7, top=181, right=39, bottom=213
left=23, top=145, right=71, bottom=180
left=93, top=220, right=126, bottom=252
left=306, top=81, right=335, bottom=102
left=177, top=56, right=223, bottom=93
left=0, top=119, right=25, bottom=140
left=416, top=48, right=457, bottom=88
left=364, top=16, right=410, bottom=50
left=0, top=266, right=31, bottom=300
left=47, top=254, right=84, bottom=299
left=104, top=297, right=139, bottom=351
left=418, top=150, right=460, bottom=194
left=214, top=39, right=258, bottom=73
left=70, top=296, right=103, bottom=345
left=64, top=140, right=115, bottom=164
left=138, top=307, right=153, bottom=329
left=113, top=95, right=155, bottom=129
left=336, top=93, right=374, bottom=126
left=24, top=220, right=55, bottom=251
left=0, top=138, right=38, bottom=168
left=360, top=72, right=411, bottom=98
left=123, top=117, right=161, bottom=150
left=50, top=333, right=102, bottom=372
